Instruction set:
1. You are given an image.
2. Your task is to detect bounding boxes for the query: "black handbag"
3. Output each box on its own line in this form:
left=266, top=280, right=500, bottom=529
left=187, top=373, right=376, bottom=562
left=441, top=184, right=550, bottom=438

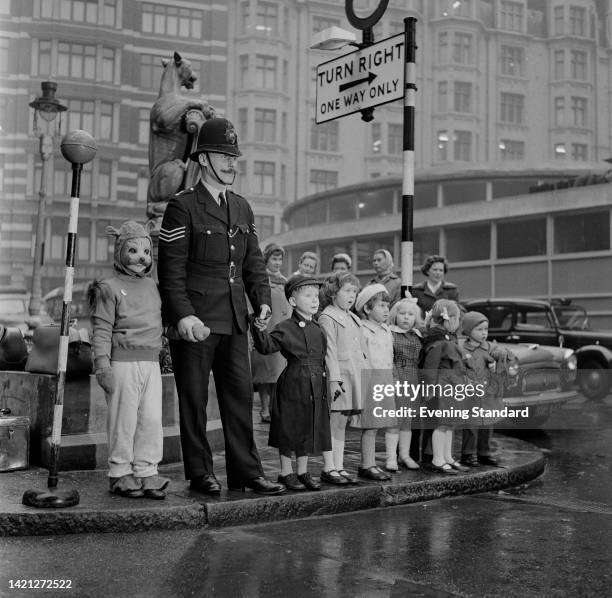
left=0, top=325, right=28, bottom=371
left=25, top=325, right=93, bottom=379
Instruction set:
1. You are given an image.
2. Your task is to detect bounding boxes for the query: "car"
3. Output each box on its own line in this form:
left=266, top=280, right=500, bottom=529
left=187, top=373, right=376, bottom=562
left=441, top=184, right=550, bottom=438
left=42, top=282, right=92, bottom=333
left=464, top=297, right=612, bottom=400
left=485, top=340, right=578, bottom=428
left=0, top=287, right=31, bottom=334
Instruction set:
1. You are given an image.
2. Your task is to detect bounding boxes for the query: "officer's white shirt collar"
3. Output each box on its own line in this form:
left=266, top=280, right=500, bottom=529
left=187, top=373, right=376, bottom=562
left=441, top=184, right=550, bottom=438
left=202, top=179, right=228, bottom=206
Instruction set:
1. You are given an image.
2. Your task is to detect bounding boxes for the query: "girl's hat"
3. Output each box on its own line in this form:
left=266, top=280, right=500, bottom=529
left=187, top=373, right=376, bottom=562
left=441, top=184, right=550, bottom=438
left=355, top=283, right=387, bottom=312
left=462, top=311, right=488, bottom=336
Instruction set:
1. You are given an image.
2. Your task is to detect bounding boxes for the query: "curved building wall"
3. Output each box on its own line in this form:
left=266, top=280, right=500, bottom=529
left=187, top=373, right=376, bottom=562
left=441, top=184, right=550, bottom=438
left=265, top=165, right=612, bottom=328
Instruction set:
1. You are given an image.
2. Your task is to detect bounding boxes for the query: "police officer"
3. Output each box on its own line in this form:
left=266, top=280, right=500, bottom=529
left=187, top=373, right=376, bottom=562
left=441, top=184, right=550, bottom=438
left=157, top=118, right=284, bottom=495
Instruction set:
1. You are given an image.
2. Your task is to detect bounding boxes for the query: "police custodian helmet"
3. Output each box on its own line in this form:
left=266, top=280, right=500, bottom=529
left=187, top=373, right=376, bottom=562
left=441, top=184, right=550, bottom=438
left=189, top=117, right=242, bottom=160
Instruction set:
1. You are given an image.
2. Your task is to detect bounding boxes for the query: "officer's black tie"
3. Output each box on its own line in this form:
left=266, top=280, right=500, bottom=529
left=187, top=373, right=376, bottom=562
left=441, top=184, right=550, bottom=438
left=219, top=191, right=226, bottom=207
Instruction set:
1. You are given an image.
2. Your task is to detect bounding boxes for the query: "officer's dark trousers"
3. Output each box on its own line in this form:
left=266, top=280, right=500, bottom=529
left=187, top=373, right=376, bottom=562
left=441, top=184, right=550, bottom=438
left=170, top=333, right=264, bottom=486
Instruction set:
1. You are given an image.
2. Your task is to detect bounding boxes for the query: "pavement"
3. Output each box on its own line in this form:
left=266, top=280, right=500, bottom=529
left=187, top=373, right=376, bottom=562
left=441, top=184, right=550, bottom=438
left=0, top=415, right=545, bottom=537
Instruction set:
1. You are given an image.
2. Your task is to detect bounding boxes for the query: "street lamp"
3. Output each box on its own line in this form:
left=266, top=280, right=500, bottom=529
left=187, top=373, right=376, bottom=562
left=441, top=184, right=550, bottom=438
left=27, top=81, right=67, bottom=329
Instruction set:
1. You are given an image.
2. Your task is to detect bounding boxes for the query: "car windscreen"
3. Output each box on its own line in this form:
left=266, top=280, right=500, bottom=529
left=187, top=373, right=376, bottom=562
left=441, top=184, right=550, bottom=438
left=471, top=305, right=513, bottom=330
left=552, top=305, right=589, bottom=330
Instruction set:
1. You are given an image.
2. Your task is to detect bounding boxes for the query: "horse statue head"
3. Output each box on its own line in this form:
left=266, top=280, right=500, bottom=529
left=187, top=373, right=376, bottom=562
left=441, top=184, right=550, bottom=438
left=147, top=51, right=215, bottom=220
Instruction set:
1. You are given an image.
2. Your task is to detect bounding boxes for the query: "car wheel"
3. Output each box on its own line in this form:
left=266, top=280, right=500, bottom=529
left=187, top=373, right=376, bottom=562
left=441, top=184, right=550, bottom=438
left=578, top=359, right=609, bottom=400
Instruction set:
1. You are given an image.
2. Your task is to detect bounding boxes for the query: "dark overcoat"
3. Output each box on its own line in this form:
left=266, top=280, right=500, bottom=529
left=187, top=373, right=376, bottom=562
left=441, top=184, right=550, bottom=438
left=157, top=181, right=270, bottom=334
left=251, top=310, right=332, bottom=457
left=412, top=281, right=459, bottom=315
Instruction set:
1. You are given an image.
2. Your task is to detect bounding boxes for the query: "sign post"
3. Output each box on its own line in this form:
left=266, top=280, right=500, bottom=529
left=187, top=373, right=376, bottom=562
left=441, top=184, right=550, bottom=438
left=401, top=17, right=418, bottom=299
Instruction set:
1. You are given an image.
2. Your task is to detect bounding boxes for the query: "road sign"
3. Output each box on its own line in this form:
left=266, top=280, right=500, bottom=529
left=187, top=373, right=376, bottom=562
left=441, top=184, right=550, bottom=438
left=315, top=33, right=404, bottom=124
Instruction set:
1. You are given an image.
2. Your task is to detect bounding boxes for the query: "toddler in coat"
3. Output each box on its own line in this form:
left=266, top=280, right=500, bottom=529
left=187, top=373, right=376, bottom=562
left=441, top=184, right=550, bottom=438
left=460, top=311, right=518, bottom=467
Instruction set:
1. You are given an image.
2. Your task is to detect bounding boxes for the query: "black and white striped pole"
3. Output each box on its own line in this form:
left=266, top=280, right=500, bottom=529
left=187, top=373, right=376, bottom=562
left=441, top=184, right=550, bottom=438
left=400, top=17, right=418, bottom=300
left=23, top=130, right=96, bottom=509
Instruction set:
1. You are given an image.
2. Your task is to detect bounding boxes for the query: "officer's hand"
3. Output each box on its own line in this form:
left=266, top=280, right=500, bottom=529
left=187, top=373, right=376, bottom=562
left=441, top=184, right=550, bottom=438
left=178, top=315, right=204, bottom=342
left=253, top=304, right=272, bottom=331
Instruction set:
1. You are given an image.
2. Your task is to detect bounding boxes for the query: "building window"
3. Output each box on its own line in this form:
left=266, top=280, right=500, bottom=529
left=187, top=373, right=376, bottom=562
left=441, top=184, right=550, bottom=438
left=101, top=47, right=115, bottom=82
left=554, top=143, right=567, bottom=158
left=554, top=211, right=609, bottom=253
left=313, top=15, right=341, bottom=34
left=239, top=55, right=249, bottom=87
left=37, top=40, right=52, bottom=76
left=356, top=237, right=393, bottom=271
left=51, top=0, right=98, bottom=23
left=453, top=33, right=473, bottom=64
left=254, top=108, right=276, bottom=142
left=388, top=124, right=402, bottom=154
left=437, top=130, right=449, bottom=161
left=554, top=50, right=564, bottom=79
left=569, top=6, right=586, bottom=36
left=311, top=120, right=338, bottom=152
left=570, top=50, right=587, bottom=80
left=554, top=5, right=564, bottom=34
left=103, top=0, right=117, bottom=27
left=437, top=81, right=448, bottom=112
left=454, top=131, right=472, bottom=161
left=255, top=1, right=278, bottom=37
left=140, top=54, right=159, bottom=90
left=254, top=161, right=275, bottom=195
left=570, top=97, right=587, bottom=127
left=142, top=3, right=203, bottom=39
left=358, top=188, right=393, bottom=219
left=138, top=109, right=149, bottom=145
left=99, top=102, right=113, bottom=140
left=330, top=194, right=355, bottom=222
left=255, top=55, right=277, bottom=89
left=454, top=82, right=472, bottom=113
left=58, top=43, right=96, bottom=80
left=67, top=99, right=95, bottom=135
left=571, top=143, right=588, bottom=161
left=310, top=169, right=338, bottom=194
left=238, top=108, right=248, bottom=140
left=255, top=215, right=275, bottom=239
left=0, top=37, right=8, bottom=73
left=372, top=122, right=381, bottom=153
left=96, top=221, right=110, bottom=262
left=500, top=45, right=524, bottom=76
left=438, top=31, right=449, bottom=63
left=414, top=231, right=439, bottom=266
left=499, top=139, right=525, bottom=160
left=446, top=224, right=490, bottom=261
left=497, top=219, right=546, bottom=258
left=500, top=93, right=524, bottom=123
left=499, top=1, right=523, bottom=32
left=98, top=159, right=111, bottom=199
left=554, top=96, right=565, bottom=126
left=440, top=0, right=472, bottom=18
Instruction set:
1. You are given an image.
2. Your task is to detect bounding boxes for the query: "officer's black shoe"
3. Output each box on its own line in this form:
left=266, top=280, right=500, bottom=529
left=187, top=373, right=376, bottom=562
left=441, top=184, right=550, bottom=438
left=230, top=476, right=285, bottom=495
left=189, top=473, right=222, bottom=495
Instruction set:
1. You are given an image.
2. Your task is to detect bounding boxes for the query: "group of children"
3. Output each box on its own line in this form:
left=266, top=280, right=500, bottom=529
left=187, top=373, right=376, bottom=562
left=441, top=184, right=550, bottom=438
left=88, top=220, right=517, bottom=498
left=254, top=272, right=519, bottom=489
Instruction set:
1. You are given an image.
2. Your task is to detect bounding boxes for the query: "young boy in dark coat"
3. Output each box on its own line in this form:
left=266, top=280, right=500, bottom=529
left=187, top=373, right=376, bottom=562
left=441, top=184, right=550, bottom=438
left=251, top=275, right=334, bottom=491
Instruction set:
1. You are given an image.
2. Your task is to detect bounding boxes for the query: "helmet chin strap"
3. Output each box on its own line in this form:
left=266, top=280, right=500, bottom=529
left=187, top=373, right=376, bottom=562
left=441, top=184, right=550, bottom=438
left=204, top=152, right=237, bottom=186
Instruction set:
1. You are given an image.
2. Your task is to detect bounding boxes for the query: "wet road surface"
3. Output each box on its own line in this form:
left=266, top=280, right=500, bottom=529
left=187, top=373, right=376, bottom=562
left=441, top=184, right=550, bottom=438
left=1, top=395, right=611, bottom=597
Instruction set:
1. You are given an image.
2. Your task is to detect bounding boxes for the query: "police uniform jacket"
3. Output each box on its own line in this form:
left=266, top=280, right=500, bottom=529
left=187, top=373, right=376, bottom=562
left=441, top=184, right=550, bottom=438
left=157, top=182, right=271, bottom=334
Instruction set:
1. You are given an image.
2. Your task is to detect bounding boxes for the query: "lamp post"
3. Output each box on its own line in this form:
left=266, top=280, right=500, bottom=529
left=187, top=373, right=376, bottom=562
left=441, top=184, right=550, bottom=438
left=28, top=81, right=67, bottom=329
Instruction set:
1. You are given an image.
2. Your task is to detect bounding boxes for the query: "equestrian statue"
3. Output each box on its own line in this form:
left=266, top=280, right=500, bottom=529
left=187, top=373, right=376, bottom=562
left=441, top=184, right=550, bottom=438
left=146, top=51, right=215, bottom=222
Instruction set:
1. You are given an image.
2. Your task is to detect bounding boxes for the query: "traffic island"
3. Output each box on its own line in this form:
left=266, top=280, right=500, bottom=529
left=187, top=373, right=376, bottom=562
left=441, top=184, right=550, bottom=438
left=0, top=435, right=544, bottom=536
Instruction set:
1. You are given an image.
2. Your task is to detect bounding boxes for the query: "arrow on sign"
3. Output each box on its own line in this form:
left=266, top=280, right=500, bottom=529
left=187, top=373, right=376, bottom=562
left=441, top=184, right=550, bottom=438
left=338, top=72, right=377, bottom=92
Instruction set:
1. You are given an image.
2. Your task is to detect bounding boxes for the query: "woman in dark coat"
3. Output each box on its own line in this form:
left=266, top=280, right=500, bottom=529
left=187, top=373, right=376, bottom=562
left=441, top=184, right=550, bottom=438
left=251, top=275, right=334, bottom=491
left=412, top=255, right=459, bottom=315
